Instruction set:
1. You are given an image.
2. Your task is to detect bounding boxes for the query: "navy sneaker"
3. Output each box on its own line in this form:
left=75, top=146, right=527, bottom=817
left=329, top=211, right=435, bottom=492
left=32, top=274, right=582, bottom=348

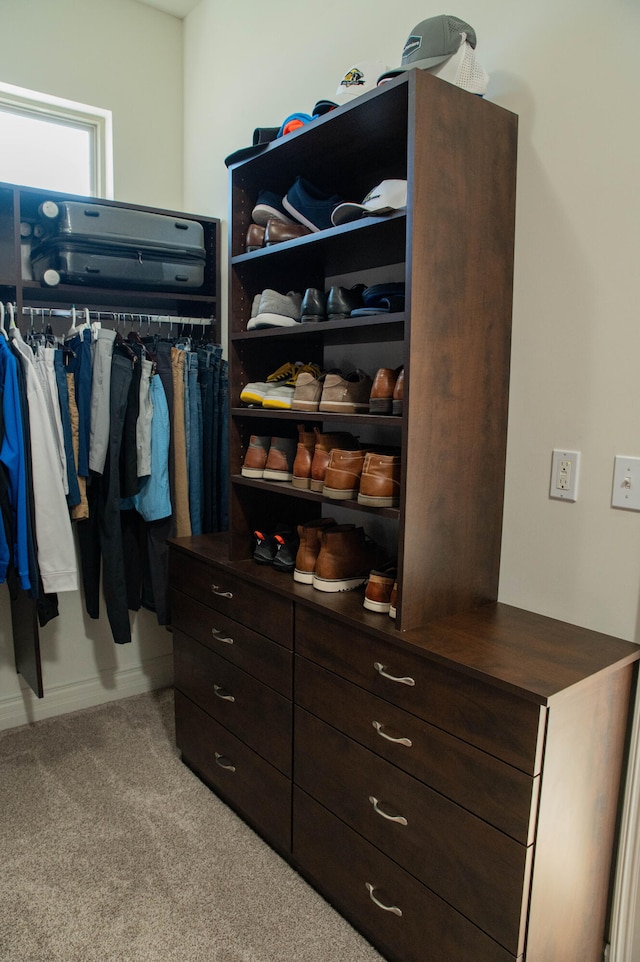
left=282, top=177, right=344, bottom=232
left=252, top=190, right=298, bottom=227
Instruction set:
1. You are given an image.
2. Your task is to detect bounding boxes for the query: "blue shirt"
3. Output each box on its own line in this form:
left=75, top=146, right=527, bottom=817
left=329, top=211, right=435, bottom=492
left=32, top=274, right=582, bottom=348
left=0, top=337, right=30, bottom=590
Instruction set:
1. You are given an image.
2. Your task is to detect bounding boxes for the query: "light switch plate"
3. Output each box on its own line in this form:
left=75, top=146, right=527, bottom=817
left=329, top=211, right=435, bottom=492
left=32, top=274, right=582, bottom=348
left=550, top=449, right=580, bottom=502
left=611, top=456, right=640, bottom=511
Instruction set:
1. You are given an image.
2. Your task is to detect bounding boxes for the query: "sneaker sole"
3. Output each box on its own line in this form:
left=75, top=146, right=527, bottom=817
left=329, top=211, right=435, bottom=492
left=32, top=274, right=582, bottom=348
left=248, top=314, right=300, bottom=329
left=291, top=400, right=321, bottom=412
left=293, top=568, right=314, bottom=584
left=262, top=398, right=293, bottom=410
left=251, top=205, right=297, bottom=227
left=281, top=197, right=321, bottom=233
left=240, top=390, right=267, bottom=404
left=312, top=574, right=367, bottom=592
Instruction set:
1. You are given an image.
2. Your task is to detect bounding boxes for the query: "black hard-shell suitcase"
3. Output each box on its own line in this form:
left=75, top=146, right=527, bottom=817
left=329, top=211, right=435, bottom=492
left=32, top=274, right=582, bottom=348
left=34, top=200, right=205, bottom=257
left=31, top=241, right=205, bottom=289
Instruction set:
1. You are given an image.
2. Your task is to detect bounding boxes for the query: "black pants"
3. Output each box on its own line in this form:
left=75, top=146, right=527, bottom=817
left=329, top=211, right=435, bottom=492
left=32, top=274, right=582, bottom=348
left=78, top=354, right=133, bottom=644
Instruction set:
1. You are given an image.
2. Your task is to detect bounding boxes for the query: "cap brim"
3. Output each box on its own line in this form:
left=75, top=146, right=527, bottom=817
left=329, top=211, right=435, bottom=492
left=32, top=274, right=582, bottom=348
left=224, top=143, right=271, bottom=168
left=313, top=100, right=338, bottom=116
left=331, top=202, right=367, bottom=226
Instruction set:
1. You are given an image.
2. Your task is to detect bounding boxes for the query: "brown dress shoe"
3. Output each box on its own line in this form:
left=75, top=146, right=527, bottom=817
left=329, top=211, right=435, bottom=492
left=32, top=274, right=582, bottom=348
left=264, top=217, right=312, bottom=246
left=369, top=366, right=402, bottom=414
left=245, top=223, right=265, bottom=252
left=313, top=526, right=378, bottom=593
left=323, top=449, right=368, bottom=500
left=357, top=452, right=401, bottom=507
left=293, top=518, right=339, bottom=584
left=292, top=425, right=317, bottom=489
left=309, top=430, right=360, bottom=492
left=392, top=367, right=404, bottom=416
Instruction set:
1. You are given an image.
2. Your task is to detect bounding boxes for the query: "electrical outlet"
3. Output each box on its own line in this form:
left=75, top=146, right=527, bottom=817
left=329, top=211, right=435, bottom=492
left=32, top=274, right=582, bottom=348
left=549, top=449, right=580, bottom=502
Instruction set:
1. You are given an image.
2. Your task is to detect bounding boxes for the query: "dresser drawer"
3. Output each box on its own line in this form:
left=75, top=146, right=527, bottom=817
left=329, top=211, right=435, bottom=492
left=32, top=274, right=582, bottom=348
left=296, top=608, right=545, bottom=773
left=169, top=552, right=293, bottom=647
left=295, top=708, right=530, bottom=955
left=176, top=691, right=291, bottom=853
left=174, top=632, right=292, bottom=776
left=293, top=787, right=516, bottom=962
left=171, top=589, right=292, bottom=696
left=295, top=655, right=538, bottom=845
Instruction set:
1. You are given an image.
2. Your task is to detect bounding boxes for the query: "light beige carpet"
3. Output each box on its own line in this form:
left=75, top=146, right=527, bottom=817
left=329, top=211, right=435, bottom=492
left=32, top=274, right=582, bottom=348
left=0, top=689, right=384, bottom=962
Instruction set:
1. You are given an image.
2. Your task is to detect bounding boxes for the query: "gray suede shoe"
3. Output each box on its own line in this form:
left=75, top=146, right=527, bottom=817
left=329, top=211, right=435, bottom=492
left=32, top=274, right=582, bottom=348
left=248, top=289, right=303, bottom=329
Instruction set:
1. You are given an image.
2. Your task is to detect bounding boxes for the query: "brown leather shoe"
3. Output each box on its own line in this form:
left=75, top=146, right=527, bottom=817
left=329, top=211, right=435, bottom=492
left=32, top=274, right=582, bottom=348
left=357, top=452, right=401, bottom=507
left=245, top=223, right=265, bottom=252
left=323, top=449, right=368, bottom=500
left=369, top=366, right=402, bottom=414
left=313, top=526, right=378, bottom=592
left=309, top=430, right=360, bottom=492
left=262, top=436, right=297, bottom=481
left=241, top=435, right=271, bottom=478
left=292, top=425, right=317, bottom=489
left=392, top=367, right=404, bottom=416
left=293, top=517, right=339, bottom=583
left=264, top=217, right=312, bottom=246
left=363, top=567, right=397, bottom=613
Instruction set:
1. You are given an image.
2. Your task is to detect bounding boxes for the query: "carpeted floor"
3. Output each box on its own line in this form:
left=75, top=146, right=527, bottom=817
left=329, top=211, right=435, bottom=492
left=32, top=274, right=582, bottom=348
left=0, top=689, right=384, bottom=962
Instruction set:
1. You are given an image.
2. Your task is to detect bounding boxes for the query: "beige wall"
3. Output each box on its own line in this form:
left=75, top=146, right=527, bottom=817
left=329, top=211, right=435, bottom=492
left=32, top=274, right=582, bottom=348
left=0, top=0, right=184, bottom=727
left=184, top=0, right=640, bottom=644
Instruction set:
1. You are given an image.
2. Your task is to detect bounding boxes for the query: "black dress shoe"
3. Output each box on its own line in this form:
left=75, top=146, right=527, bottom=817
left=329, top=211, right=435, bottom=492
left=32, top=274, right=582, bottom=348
left=301, top=288, right=327, bottom=323
left=326, top=284, right=366, bottom=320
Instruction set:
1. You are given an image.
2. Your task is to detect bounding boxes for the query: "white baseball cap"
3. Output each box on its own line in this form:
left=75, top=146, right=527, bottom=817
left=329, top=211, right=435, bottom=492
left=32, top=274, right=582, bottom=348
left=331, top=180, right=408, bottom=226
left=314, top=60, right=391, bottom=115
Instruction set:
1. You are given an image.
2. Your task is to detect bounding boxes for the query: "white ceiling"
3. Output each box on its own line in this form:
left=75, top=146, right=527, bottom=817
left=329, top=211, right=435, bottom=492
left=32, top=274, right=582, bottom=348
left=134, top=0, right=200, bottom=18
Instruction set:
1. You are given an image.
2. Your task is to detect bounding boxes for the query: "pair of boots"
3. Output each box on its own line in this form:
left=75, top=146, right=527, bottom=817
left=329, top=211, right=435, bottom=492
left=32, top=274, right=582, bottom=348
left=292, top=427, right=360, bottom=492
left=293, top=518, right=379, bottom=592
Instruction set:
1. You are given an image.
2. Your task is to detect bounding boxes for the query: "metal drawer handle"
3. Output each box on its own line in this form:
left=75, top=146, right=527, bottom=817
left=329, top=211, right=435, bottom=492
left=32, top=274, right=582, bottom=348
left=365, top=882, right=403, bottom=917
left=211, top=584, right=233, bottom=599
left=211, top=627, right=234, bottom=644
left=213, top=684, right=235, bottom=702
left=372, top=721, right=412, bottom=747
left=214, top=752, right=236, bottom=772
left=374, top=662, right=415, bottom=687
left=369, top=796, right=408, bottom=826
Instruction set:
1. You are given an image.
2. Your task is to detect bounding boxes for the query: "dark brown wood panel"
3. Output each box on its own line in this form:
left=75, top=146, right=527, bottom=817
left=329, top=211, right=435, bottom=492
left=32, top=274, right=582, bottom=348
left=295, top=708, right=530, bottom=955
left=525, top=664, right=636, bottom=962
left=175, top=691, right=291, bottom=853
left=296, top=606, right=545, bottom=773
left=169, top=550, right=293, bottom=646
left=174, top=632, right=292, bottom=776
left=293, top=787, right=516, bottom=962
left=294, top=655, right=538, bottom=844
left=170, top=588, right=292, bottom=696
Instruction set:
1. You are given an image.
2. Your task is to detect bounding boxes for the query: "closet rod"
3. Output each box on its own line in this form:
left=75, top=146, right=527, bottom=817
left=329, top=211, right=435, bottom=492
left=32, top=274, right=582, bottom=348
left=15, top=306, right=214, bottom=327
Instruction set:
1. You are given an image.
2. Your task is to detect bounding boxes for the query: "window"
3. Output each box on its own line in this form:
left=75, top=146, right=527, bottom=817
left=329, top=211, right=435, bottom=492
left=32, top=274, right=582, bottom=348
left=0, top=82, right=113, bottom=198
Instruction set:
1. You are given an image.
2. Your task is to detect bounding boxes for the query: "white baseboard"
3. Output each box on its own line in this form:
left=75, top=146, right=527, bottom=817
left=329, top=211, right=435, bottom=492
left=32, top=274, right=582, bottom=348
left=0, top=655, right=174, bottom=731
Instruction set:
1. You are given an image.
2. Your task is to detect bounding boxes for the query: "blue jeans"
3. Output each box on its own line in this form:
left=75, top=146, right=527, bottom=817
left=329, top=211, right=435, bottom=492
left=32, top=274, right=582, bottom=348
left=65, top=328, right=92, bottom=478
left=217, top=359, right=229, bottom=532
left=187, top=352, right=203, bottom=534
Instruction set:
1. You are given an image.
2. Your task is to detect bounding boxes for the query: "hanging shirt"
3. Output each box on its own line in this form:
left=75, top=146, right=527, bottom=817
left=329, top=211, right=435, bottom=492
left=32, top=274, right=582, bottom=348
left=9, top=329, right=78, bottom=593
left=0, top=337, right=30, bottom=590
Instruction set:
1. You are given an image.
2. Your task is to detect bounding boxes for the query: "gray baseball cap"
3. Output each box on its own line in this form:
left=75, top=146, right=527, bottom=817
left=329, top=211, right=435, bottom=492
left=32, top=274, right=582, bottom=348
left=378, top=15, right=477, bottom=83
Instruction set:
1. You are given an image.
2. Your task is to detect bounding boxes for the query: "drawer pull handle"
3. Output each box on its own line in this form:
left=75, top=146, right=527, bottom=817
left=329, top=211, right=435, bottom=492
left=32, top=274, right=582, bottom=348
left=369, top=796, right=408, bottom=826
left=374, top=662, right=415, bottom=687
left=211, top=627, right=234, bottom=644
left=214, top=752, right=236, bottom=772
left=211, top=584, right=233, bottom=599
left=372, top=721, right=412, bottom=748
left=213, top=684, right=235, bottom=702
left=365, top=882, right=403, bottom=917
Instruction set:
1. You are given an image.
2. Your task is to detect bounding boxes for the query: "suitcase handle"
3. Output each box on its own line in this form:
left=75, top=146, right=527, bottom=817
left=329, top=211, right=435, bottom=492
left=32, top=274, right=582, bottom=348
left=83, top=209, right=100, bottom=217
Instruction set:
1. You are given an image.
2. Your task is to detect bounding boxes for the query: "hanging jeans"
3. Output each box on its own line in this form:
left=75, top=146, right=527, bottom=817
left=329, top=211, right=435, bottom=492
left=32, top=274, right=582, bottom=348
left=77, top=354, right=133, bottom=645
left=65, top=328, right=92, bottom=479
left=187, top=351, right=203, bottom=535
left=217, top=359, right=229, bottom=531
left=53, top=348, right=81, bottom=509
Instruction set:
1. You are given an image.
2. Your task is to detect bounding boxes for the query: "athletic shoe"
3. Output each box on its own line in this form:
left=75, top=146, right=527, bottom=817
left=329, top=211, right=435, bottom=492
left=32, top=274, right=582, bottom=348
left=262, top=363, right=322, bottom=410
left=251, top=190, right=298, bottom=227
left=247, top=289, right=302, bottom=330
left=282, top=177, right=344, bottom=232
left=239, top=361, right=301, bottom=406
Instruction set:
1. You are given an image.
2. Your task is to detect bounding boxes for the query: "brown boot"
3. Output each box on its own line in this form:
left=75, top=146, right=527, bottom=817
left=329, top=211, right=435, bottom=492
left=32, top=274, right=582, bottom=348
left=262, top=436, right=297, bottom=481
left=241, top=435, right=271, bottom=478
left=369, top=366, right=402, bottom=415
left=357, top=452, right=401, bottom=507
left=363, top=567, right=397, bottom=613
left=313, top=526, right=377, bottom=593
left=293, top=517, right=340, bottom=584
left=322, top=449, right=368, bottom=500
left=292, top=424, right=317, bottom=489
left=309, top=429, right=359, bottom=493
